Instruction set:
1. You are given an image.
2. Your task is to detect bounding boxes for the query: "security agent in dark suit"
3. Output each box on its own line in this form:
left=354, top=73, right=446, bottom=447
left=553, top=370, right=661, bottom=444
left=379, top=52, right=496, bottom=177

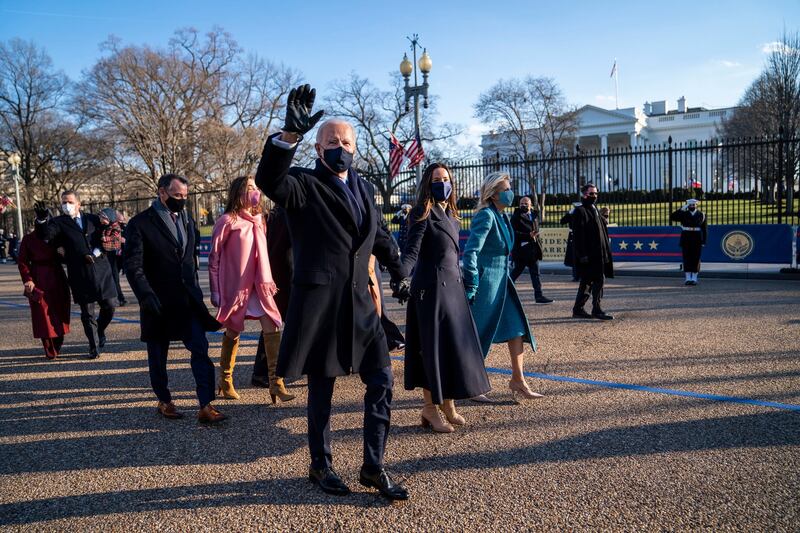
left=255, top=84, right=409, bottom=501
left=34, top=191, right=117, bottom=358
left=571, top=183, right=614, bottom=320
left=124, top=174, right=225, bottom=424
left=510, top=196, right=553, bottom=303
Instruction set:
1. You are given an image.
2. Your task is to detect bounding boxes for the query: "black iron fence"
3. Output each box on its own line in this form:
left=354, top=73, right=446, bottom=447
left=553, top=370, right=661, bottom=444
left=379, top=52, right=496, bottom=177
left=3, top=136, right=798, bottom=236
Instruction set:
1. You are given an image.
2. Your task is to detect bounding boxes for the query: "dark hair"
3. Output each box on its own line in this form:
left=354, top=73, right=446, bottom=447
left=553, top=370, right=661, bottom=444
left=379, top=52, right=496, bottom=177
left=61, top=189, right=80, bottom=201
left=223, top=176, right=265, bottom=220
left=581, top=183, right=597, bottom=193
left=415, top=162, right=460, bottom=222
left=157, top=174, right=189, bottom=190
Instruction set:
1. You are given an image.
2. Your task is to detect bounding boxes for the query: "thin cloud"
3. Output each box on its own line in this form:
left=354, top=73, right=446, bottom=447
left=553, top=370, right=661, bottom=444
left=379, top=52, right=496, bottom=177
left=595, top=95, right=616, bottom=104
left=720, top=60, right=742, bottom=68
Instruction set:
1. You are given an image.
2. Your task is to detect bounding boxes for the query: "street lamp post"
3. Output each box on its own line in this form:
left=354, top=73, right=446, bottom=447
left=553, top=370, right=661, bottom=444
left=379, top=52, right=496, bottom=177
left=399, top=34, right=432, bottom=185
left=7, top=153, right=23, bottom=240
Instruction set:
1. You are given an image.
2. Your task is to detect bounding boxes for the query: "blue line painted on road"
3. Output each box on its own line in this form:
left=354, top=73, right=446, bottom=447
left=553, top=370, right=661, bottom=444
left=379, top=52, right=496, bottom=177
left=3, top=299, right=799, bottom=412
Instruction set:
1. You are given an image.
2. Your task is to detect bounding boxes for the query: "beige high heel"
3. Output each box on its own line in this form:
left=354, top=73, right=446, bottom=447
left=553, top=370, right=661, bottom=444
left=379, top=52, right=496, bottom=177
left=421, top=389, right=454, bottom=433
left=440, top=399, right=465, bottom=426
left=508, top=379, right=544, bottom=401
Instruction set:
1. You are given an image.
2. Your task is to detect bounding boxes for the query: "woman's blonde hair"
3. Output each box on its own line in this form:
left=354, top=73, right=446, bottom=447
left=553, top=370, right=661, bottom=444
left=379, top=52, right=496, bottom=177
left=477, top=171, right=511, bottom=210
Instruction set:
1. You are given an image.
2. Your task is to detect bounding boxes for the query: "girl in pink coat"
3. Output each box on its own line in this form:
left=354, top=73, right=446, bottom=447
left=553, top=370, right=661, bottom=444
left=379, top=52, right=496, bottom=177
left=208, top=176, right=294, bottom=402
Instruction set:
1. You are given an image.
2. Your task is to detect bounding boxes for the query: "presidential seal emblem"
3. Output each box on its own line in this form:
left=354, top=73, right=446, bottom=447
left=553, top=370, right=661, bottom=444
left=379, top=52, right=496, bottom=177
left=721, top=230, right=754, bottom=260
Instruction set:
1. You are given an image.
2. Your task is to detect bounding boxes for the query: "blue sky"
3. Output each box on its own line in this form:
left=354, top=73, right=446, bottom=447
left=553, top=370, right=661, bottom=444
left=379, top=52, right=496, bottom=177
left=1, top=0, right=797, bottom=149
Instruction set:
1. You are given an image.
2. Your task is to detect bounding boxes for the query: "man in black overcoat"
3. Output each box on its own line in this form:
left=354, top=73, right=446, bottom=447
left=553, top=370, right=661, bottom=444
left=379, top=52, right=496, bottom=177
left=571, top=183, right=614, bottom=320
left=254, top=84, right=409, bottom=501
left=670, top=199, right=707, bottom=286
left=510, top=196, right=553, bottom=303
left=34, top=191, right=117, bottom=358
left=124, top=174, right=225, bottom=424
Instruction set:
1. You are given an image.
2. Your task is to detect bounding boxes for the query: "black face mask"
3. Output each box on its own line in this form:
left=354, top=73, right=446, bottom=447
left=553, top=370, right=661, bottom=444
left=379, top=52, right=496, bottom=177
left=582, top=196, right=597, bottom=205
left=688, top=206, right=696, bottom=212
left=520, top=205, right=530, bottom=212
left=322, top=147, right=354, bottom=173
left=165, top=195, right=186, bottom=212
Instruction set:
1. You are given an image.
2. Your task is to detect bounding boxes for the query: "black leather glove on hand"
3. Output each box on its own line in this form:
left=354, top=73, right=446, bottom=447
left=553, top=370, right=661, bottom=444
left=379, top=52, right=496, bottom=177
left=34, top=200, right=50, bottom=220
left=283, top=84, right=325, bottom=136
left=579, top=256, right=590, bottom=264
left=141, top=293, right=163, bottom=316
left=390, top=278, right=411, bottom=305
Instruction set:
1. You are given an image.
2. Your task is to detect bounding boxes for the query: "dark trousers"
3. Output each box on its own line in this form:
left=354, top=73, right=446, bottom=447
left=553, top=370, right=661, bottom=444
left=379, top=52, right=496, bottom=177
left=307, top=365, right=393, bottom=472
left=252, top=334, right=268, bottom=379
left=573, top=275, right=605, bottom=313
left=510, top=257, right=543, bottom=298
left=145, top=317, right=216, bottom=407
left=79, top=299, right=115, bottom=352
left=106, top=253, right=126, bottom=303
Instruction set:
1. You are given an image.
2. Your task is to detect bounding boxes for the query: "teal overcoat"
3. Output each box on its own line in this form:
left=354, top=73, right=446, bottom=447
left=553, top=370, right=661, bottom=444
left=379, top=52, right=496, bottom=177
left=461, top=205, right=536, bottom=357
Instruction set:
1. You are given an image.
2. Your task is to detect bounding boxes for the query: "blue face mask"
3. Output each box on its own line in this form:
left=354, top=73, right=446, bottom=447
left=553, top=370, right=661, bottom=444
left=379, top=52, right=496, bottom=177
left=497, top=190, right=514, bottom=207
left=431, top=181, right=452, bottom=202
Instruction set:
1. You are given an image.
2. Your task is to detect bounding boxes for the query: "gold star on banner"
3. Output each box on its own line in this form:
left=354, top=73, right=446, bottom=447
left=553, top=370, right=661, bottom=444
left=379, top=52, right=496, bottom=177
left=633, top=241, right=644, bottom=250
left=618, top=240, right=628, bottom=250
left=649, top=240, right=659, bottom=250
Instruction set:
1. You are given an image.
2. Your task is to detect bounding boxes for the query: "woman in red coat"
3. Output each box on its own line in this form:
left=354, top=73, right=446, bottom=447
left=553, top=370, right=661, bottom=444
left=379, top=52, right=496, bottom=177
left=17, top=229, right=71, bottom=359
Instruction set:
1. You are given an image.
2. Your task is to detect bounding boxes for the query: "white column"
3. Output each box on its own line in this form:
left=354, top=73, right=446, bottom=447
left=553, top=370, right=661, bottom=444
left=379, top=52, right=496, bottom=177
left=629, top=132, right=638, bottom=190
left=600, top=134, right=609, bottom=186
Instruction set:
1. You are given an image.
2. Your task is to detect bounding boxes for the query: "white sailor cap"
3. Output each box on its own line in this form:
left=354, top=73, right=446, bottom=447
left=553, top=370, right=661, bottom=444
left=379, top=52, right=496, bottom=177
left=687, top=199, right=699, bottom=205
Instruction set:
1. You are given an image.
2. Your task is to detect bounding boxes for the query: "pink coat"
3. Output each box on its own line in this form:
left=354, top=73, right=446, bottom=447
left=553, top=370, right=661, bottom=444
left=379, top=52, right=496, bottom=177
left=208, top=210, right=282, bottom=332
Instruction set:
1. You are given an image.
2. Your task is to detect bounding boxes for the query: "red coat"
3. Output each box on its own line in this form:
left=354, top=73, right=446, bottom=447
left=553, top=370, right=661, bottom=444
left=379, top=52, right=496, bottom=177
left=17, top=233, right=71, bottom=338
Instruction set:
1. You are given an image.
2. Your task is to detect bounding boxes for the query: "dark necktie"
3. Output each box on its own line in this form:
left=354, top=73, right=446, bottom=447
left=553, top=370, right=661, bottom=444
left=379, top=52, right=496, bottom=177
left=170, top=212, right=183, bottom=247
left=333, top=178, right=363, bottom=228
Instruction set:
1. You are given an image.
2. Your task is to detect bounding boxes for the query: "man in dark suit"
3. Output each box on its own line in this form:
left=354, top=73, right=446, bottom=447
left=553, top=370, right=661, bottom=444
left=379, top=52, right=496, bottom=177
left=255, top=84, right=409, bottom=500
left=571, top=183, right=614, bottom=320
left=34, top=191, right=117, bottom=358
left=124, top=174, right=225, bottom=424
left=510, top=196, right=553, bottom=304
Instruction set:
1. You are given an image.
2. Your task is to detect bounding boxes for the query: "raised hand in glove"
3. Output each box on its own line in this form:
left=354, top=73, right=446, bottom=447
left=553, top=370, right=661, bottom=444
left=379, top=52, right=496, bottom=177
left=34, top=200, right=50, bottom=220
left=141, top=293, right=163, bottom=316
left=283, top=84, right=324, bottom=136
left=390, top=277, right=411, bottom=305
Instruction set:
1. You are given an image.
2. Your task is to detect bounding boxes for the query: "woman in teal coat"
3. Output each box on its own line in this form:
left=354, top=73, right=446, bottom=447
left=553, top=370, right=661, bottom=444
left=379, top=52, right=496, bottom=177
left=462, top=171, right=543, bottom=401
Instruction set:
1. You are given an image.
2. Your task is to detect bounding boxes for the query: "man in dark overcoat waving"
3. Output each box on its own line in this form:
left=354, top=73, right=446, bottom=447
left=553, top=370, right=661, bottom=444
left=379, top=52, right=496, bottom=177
left=255, top=84, right=409, bottom=501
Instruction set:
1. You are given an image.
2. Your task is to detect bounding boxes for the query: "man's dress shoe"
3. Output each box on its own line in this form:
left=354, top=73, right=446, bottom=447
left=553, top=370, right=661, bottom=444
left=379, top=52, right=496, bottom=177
left=359, top=466, right=409, bottom=501
left=309, top=467, right=350, bottom=496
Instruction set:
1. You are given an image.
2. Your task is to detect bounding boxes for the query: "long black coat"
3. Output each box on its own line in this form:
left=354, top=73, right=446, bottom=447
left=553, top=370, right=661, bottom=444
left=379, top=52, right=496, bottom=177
left=124, top=206, right=220, bottom=342
left=36, top=213, right=117, bottom=305
left=255, top=135, right=403, bottom=379
left=510, top=208, right=543, bottom=265
left=572, top=204, right=614, bottom=280
left=401, top=205, right=490, bottom=404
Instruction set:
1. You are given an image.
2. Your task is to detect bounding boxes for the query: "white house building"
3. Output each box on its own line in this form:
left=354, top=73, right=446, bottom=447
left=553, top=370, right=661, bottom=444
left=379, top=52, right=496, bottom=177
left=481, top=98, right=738, bottom=192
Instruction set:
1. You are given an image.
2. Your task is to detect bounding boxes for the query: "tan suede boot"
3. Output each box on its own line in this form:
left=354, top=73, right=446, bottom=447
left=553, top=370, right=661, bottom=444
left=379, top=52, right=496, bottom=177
left=217, top=333, right=240, bottom=400
left=264, top=331, right=295, bottom=403
left=421, top=389, right=454, bottom=433
left=440, top=399, right=466, bottom=426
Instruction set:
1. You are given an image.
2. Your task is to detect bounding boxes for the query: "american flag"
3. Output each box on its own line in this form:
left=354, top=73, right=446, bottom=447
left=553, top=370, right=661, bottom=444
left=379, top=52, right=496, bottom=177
left=389, top=132, right=405, bottom=180
left=0, top=195, right=14, bottom=214
left=405, top=133, right=425, bottom=167
left=609, top=60, right=617, bottom=78
left=727, top=175, right=736, bottom=191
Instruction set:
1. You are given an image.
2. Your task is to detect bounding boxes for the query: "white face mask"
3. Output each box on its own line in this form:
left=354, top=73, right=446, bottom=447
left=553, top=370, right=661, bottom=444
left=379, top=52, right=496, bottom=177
left=61, top=203, right=76, bottom=216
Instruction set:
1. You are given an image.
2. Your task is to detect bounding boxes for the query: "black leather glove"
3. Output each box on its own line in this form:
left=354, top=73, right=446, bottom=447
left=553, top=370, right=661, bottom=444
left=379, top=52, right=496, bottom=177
left=578, top=256, right=590, bottom=264
left=283, top=84, right=324, bottom=135
left=34, top=200, right=50, bottom=220
left=141, top=293, right=163, bottom=316
left=390, top=277, right=411, bottom=305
